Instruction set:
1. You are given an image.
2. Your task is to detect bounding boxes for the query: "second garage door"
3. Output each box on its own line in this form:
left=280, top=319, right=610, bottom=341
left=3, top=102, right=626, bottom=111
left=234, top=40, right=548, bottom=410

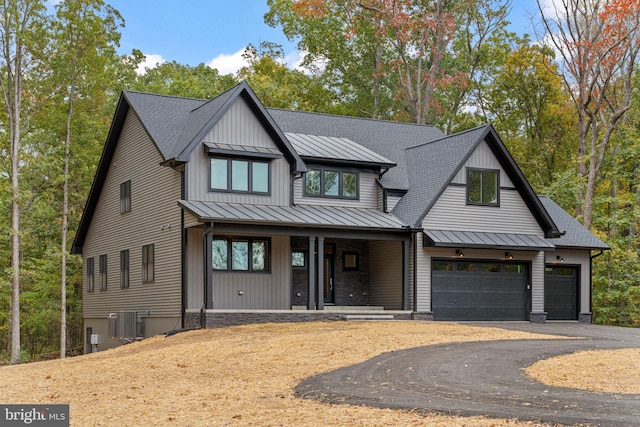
left=432, top=260, right=529, bottom=321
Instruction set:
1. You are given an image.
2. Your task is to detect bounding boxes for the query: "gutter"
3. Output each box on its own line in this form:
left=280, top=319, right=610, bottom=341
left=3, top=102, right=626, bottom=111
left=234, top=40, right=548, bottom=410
left=589, top=250, right=605, bottom=315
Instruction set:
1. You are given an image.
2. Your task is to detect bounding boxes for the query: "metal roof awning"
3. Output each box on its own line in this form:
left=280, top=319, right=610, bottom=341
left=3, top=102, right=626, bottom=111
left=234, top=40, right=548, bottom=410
left=204, top=142, right=283, bottom=159
left=424, top=229, right=556, bottom=251
left=180, top=200, right=409, bottom=231
left=285, top=132, right=396, bottom=168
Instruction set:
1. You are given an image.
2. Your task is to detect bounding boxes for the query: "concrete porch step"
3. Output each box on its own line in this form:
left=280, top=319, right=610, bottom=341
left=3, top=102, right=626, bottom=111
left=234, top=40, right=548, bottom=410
left=324, top=305, right=385, bottom=311
left=343, top=314, right=395, bottom=321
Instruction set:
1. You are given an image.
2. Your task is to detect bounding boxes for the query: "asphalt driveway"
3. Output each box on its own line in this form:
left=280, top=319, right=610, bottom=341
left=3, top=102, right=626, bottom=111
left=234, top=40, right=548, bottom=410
left=294, top=323, right=640, bottom=426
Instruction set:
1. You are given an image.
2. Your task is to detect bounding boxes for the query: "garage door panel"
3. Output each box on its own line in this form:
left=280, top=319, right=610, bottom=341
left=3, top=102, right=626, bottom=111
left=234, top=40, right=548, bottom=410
left=432, top=261, right=528, bottom=321
left=545, top=267, right=578, bottom=320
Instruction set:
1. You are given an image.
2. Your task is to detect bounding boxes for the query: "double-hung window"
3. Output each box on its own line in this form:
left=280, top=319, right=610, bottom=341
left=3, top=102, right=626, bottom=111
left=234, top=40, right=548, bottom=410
left=120, top=180, right=131, bottom=213
left=86, top=258, right=95, bottom=292
left=120, top=249, right=130, bottom=289
left=467, top=168, right=499, bottom=206
left=210, top=157, right=270, bottom=194
left=212, top=237, right=270, bottom=272
left=305, top=169, right=358, bottom=199
left=99, top=255, right=107, bottom=290
left=142, top=244, right=154, bottom=283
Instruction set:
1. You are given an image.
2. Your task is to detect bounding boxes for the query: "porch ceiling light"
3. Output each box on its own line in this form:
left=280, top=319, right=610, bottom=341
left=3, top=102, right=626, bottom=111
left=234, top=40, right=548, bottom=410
left=455, top=249, right=464, bottom=257
left=505, top=252, right=513, bottom=260
left=556, top=256, right=564, bottom=263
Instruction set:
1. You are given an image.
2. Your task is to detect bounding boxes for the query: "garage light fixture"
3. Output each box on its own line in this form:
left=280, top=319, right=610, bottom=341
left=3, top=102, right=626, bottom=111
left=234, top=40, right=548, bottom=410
left=455, top=249, right=464, bottom=257
left=505, top=252, right=513, bottom=260
left=556, top=256, right=564, bottom=263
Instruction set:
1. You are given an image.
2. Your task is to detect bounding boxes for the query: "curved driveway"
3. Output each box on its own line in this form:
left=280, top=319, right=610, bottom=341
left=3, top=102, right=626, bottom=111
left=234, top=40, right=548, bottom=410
left=295, top=323, right=640, bottom=426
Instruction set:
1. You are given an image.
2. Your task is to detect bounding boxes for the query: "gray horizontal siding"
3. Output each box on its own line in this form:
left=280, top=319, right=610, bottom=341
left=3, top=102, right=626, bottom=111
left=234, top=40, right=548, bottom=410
left=423, top=186, right=543, bottom=235
left=452, top=140, right=514, bottom=187
left=187, top=98, right=290, bottom=205
left=82, top=110, right=183, bottom=319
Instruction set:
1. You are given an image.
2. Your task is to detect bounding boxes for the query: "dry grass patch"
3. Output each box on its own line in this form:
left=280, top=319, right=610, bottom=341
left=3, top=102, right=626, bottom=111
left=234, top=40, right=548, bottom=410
left=526, top=348, right=640, bottom=394
left=1, top=321, right=562, bottom=426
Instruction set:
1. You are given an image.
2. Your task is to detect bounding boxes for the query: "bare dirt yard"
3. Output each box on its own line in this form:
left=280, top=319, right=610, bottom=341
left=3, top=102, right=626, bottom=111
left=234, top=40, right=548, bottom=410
left=526, top=348, right=640, bottom=394
left=0, top=321, right=625, bottom=426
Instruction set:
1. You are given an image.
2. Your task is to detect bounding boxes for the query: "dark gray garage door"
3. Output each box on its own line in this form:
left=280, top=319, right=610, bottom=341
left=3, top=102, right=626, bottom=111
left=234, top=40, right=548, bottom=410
left=432, top=260, right=529, bottom=321
left=545, top=266, right=578, bottom=320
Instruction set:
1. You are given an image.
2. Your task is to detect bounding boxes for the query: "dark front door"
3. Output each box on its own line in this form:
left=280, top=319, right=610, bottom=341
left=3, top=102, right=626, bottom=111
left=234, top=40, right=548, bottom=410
left=324, top=244, right=335, bottom=304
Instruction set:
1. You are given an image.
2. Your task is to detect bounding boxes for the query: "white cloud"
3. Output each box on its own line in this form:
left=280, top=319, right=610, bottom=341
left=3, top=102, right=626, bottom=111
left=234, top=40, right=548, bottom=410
left=207, top=48, right=316, bottom=76
left=136, top=53, right=166, bottom=75
left=207, top=50, right=249, bottom=76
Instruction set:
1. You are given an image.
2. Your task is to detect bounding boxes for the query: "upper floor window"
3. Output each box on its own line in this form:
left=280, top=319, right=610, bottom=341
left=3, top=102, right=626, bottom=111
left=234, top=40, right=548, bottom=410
left=210, top=157, right=269, bottom=194
left=86, top=257, right=95, bottom=292
left=305, top=169, right=358, bottom=199
left=467, top=168, right=499, bottom=206
left=120, top=180, right=131, bottom=213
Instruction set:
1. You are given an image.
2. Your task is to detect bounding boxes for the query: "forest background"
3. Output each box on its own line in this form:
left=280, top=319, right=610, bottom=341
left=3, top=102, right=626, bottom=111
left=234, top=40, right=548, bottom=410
left=1, top=0, right=639, bottom=363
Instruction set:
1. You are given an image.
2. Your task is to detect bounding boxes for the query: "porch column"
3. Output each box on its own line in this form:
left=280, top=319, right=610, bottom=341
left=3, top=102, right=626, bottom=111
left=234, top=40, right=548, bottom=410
left=317, top=235, right=325, bottom=310
left=203, top=222, right=213, bottom=309
left=402, top=239, right=410, bottom=311
left=307, top=236, right=316, bottom=310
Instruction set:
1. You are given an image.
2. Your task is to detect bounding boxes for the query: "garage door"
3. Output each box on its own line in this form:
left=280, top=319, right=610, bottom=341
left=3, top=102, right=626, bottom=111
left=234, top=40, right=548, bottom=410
left=432, top=260, right=529, bottom=321
left=545, top=266, right=578, bottom=320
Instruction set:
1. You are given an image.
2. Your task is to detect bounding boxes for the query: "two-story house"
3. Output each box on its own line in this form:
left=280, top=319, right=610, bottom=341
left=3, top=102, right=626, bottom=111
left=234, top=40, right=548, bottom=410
left=72, top=82, right=608, bottom=351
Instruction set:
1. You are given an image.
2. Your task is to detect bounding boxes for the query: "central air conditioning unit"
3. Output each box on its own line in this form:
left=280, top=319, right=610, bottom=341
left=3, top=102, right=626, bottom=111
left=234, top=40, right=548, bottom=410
left=108, top=311, right=140, bottom=339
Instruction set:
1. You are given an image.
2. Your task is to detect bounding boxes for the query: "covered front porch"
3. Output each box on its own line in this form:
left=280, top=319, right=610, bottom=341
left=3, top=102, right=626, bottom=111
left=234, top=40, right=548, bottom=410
left=180, top=200, right=413, bottom=325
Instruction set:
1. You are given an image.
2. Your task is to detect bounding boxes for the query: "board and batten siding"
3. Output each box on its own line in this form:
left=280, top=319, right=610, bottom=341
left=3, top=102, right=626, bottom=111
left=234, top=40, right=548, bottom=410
left=415, top=234, right=546, bottom=314
left=451, top=140, right=515, bottom=187
left=545, top=249, right=592, bottom=314
left=293, top=171, right=378, bottom=208
left=369, top=241, right=403, bottom=309
left=186, top=227, right=205, bottom=309
left=82, top=109, right=182, bottom=323
left=186, top=97, right=290, bottom=206
left=423, top=187, right=543, bottom=235
left=210, top=235, right=290, bottom=309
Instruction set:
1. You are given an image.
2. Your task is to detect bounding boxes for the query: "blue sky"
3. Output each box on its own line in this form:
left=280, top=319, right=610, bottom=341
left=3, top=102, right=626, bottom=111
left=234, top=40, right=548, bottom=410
left=104, top=0, right=545, bottom=75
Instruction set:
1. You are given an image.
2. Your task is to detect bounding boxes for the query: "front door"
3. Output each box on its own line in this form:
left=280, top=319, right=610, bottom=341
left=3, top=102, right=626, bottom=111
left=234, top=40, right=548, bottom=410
left=324, top=244, right=335, bottom=304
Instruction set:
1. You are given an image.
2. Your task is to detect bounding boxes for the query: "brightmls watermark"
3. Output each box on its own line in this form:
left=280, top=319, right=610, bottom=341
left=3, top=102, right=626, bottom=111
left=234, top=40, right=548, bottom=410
left=1, top=405, right=68, bottom=426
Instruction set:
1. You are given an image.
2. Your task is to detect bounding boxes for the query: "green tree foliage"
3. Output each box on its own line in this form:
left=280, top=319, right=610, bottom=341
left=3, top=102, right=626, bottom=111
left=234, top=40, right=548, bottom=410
left=132, top=59, right=238, bottom=99
left=237, top=42, right=344, bottom=114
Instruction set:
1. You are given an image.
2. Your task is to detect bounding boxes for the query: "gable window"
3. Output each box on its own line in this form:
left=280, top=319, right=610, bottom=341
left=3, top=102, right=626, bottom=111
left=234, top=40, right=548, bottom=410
left=210, top=157, right=269, bottom=194
left=142, top=244, right=154, bottom=283
left=305, top=169, right=358, bottom=199
left=212, top=237, right=270, bottom=272
left=99, top=254, right=107, bottom=290
left=120, top=249, right=129, bottom=289
left=86, top=257, right=95, bottom=292
left=467, top=168, right=499, bottom=206
left=120, top=180, right=131, bottom=213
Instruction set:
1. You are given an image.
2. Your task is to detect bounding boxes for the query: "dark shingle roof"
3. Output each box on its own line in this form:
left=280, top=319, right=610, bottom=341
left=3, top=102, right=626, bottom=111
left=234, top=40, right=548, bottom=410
left=392, top=126, right=488, bottom=227
left=123, top=91, right=206, bottom=159
left=539, top=196, right=609, bottom=249
left=267, top=108, right=445, bottom=190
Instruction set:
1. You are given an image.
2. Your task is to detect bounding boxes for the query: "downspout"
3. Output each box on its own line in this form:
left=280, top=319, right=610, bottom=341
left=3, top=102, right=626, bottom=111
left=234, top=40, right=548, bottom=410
left=291, top=172, right=303, bottom=206
left=589, top=250, right=604, bottom=316
left=412, top=229, right=418, bottom=312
